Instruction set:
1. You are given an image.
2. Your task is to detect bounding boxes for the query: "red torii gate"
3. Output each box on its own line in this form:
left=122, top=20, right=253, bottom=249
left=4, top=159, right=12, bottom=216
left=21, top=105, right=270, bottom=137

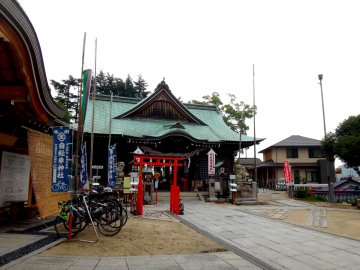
left=132, top=154, right=185, bottom=215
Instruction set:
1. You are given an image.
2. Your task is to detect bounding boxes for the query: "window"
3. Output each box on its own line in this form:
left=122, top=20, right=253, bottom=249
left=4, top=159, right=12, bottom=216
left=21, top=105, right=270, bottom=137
left=306, top=171, right=318, bottom=182
left=286, top=148, right=298, bottom=158
left=308, top=148, right=322, bottom=158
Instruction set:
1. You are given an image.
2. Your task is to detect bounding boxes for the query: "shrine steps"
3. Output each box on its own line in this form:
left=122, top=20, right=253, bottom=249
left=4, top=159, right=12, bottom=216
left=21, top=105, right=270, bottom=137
left=152, top=191, right=208, bottom=202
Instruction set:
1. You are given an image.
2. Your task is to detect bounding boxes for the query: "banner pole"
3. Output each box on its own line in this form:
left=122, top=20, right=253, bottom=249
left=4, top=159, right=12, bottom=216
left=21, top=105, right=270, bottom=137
left=74, top=32, right=87, bottom=191
left=89, top=38, right=97, bottom=187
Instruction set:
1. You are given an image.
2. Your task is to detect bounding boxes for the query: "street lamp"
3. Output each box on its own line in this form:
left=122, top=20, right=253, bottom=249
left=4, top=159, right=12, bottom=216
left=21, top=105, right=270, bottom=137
left=318, top=74, right=335, bottom=202
left=318, top=74, right=326, bottom=136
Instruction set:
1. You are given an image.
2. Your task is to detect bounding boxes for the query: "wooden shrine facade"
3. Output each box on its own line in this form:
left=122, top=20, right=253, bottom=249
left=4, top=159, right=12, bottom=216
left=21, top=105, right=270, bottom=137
left=83, top=81, right=264, bottom=194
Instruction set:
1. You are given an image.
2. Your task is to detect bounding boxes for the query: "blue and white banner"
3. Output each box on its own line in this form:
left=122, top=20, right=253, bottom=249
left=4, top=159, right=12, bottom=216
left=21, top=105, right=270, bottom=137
left=51, top=127, right=70, bottom=192
left=80, top=143, right=87, bottom=188
left=108, top=144, right=117, bottom=188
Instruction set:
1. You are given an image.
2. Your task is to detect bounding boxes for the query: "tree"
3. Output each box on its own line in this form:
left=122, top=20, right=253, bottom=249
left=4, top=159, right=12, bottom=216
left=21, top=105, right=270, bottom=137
left=52, top=72, right=150, bottom=123
left=321, top=115, right=360, bottom=176
left=51, top=75, right=80, bottom=123
left=134, top=74, right=150, bottom=98
left=222, top=93, right=255, bottom=134
left=96, top=71, right=126, bottom=96
left=189, top=92, right=255, bottom=134
left=124, top=74, right=135, bottom=97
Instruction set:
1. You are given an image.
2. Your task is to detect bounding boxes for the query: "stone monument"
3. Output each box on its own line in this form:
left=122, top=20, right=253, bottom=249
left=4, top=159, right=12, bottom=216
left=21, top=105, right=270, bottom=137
left=234, top=164, right=252, bottom=198
left=116, top=161, right=125, bottom=189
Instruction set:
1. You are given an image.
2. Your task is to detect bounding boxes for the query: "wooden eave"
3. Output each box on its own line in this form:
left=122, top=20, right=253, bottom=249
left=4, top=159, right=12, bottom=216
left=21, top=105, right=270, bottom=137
left=115, top=85, right=206, bottom=125
left=0, top=0, right=65, bottom=126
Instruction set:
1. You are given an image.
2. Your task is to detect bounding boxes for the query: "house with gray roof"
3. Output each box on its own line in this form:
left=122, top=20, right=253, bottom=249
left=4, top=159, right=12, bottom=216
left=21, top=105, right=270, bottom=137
left=257, top=135, right=335, bottom=186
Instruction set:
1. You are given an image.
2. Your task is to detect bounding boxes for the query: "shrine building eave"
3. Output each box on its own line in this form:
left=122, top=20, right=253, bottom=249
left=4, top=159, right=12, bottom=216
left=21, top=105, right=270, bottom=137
left=83, top=97, right=264, bottom=147
left=0, top=0, right=65, bottom=126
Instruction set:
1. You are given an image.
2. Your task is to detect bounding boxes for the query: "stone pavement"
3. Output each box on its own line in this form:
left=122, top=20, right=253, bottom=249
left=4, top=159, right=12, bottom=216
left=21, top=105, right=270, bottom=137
left=2, top=195, right=360, bottom=269
left=180, top=200, right=360, bottom=270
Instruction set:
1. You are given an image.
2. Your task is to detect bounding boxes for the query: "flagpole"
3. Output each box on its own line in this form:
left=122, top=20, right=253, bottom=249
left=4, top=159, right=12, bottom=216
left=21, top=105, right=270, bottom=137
left=89, top=38, right=97, bottom=186
left=74, top=32, right=87, bottom=191
left=253, top=64, right=257, bottom=184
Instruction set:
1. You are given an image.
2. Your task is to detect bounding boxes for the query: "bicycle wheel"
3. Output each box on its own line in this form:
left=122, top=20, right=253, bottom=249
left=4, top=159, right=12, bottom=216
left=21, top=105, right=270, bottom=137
left=120, top=204, right=128, bottom=227
left=97, top=208, right=122, bottom=236
left=63, top=210, right=87, bottom=234
left=53, top=216, right=71, bottom=238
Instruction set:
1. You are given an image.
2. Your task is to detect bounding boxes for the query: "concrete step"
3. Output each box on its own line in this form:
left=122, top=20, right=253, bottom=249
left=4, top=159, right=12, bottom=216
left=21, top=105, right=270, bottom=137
left=152, top=192, right=207, bottom=201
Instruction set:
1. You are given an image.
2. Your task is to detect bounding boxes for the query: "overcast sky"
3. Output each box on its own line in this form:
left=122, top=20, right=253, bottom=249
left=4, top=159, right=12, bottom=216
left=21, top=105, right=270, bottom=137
left=17, top=0, right=360, bottom=164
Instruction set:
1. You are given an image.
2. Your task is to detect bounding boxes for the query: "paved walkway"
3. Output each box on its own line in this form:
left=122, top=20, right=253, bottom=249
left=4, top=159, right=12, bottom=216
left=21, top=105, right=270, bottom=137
left=181, top=201, right=360, bottom=270
left=2, top=197, right=360, bottom=269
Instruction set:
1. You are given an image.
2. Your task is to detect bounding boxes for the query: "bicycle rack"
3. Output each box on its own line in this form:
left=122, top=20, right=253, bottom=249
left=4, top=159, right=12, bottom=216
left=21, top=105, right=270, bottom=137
left=67, top=195, right=99, bottom=243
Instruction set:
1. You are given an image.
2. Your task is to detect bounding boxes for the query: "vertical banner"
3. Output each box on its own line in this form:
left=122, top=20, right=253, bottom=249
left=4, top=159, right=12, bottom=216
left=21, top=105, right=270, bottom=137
left=52, top=127, right=70, bottom=192
left=108, top=144, right=117, bottom=188
left=284, top=160, right=292, bottom=183
left=80, top=69, right=92, bottom=127
left=207, top=148, right=216, bottom=176
left=80, top=143, right=87, bottom=188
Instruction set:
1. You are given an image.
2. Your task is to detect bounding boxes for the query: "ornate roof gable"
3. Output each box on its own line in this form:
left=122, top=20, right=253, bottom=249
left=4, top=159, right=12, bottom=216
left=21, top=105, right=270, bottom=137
left=114, top=80, right=206, bottom=125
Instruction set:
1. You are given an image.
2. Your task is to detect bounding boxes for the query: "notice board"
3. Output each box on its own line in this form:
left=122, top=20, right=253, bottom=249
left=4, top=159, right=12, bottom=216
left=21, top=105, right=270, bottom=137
left=0, top=151, right=30, bottom=207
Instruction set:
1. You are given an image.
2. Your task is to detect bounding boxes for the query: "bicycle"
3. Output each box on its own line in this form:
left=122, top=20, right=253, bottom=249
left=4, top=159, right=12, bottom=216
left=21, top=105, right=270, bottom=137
left=53, top=200, right=86, bottom=238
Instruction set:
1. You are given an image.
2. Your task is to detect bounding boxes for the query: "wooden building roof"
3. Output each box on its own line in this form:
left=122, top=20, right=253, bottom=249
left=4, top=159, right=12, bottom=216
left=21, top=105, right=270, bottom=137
left=0, top=0, right=65, bottom=149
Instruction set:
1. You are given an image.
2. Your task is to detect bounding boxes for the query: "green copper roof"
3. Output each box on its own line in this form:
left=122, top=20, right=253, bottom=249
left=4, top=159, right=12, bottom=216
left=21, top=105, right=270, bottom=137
left=83, top=95, right=261, bottom=144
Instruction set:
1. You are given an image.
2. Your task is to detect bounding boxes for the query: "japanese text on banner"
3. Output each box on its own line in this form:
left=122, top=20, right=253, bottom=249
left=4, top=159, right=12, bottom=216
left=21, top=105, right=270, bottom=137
left=52, top=127, right=70, bottom=192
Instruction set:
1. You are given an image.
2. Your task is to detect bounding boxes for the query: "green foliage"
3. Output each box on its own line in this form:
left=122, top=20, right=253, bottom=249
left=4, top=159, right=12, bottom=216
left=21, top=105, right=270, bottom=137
left=344, top=197, right=358, bottom=206
left=123, top=74, right=134, bottom=97
left=54, top=99, right=71, bottom=124
left=134, top=74, right=150, bottom=99
left=312, top=194, right=327, bottom=201
left=294, top=188, right=307, bottom=198
left=188, top=92, right=255, bottom=134
left=51, top=75, right=80, bottom=123
left=321, top=115, right=360, bottom=177
left=51, top=71, right=150, bottom=123
left=96, top=71, right=126, bottom=96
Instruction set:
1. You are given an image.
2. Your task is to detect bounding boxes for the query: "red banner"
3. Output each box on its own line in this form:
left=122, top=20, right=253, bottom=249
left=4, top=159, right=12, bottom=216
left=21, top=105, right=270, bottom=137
left=284, top=160, right=292, bottom=183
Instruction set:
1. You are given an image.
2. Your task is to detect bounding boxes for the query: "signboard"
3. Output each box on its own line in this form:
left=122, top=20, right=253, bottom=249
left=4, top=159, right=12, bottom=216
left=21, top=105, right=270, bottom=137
left=284, top=160, right=292, bottom=183
left=0, top=152, right=30, bottom=206
left=207, top=148, right=216, bottom=176
left=130, top=172, right=139, bottom=192
left=51, top=127, right=70, bottom=192
left=123, top=176, right=131, bottom=194
left=80, top=143, right=87, bottom=188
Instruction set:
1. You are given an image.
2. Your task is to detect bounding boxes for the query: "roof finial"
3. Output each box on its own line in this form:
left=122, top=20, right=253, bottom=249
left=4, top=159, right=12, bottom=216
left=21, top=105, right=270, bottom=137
left=155, top=78, right=170, bottom=92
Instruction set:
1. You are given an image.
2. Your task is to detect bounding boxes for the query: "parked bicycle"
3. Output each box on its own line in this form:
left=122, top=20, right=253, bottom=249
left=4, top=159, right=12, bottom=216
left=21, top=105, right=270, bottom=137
left=53, top=187, right=128, bottom=238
